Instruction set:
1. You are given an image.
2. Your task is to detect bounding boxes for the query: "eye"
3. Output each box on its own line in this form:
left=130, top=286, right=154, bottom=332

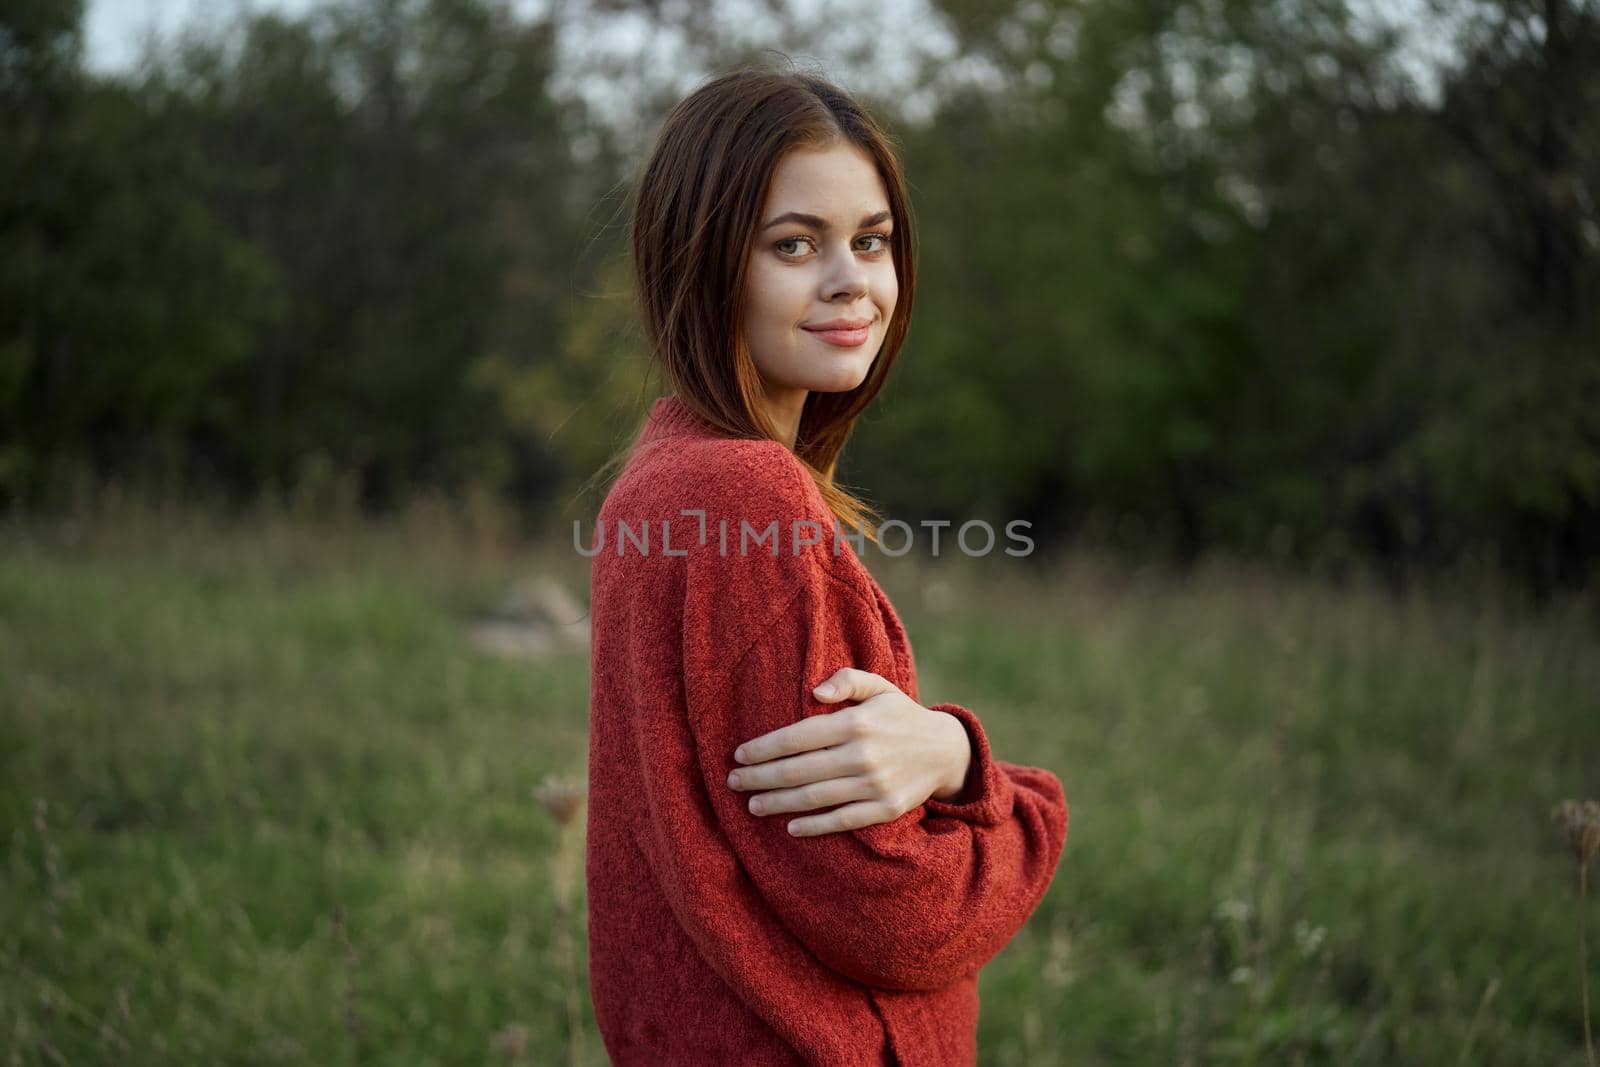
left=774, top=236, right=814, bottom=258
left=772, top=232, right=893, bottom=259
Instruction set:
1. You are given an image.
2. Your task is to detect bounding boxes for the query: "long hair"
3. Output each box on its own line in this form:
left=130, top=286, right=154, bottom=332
left=603, top=64, right=917, bottom=542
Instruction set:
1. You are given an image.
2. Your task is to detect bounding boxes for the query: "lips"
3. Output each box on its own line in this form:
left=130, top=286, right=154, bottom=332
left=804, top=325, right=870, bottom=347
left=804, top=318, right=872, bottom=332
left=802, top=317, right=874, bottom=348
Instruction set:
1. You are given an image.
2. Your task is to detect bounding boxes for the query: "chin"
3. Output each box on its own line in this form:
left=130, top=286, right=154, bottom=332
left=803, top=345, right=878, bottom=392
left=804, top=363, right=873, bottom=394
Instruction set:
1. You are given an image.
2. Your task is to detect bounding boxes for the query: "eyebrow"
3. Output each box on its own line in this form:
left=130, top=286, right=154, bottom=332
left=759, top=209, right=893, bottom=232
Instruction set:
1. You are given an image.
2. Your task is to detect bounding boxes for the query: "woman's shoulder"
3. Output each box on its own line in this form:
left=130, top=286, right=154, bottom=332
left=597, top=431, right=876, bottom=604
left=603, top=433, right=828, bottom=534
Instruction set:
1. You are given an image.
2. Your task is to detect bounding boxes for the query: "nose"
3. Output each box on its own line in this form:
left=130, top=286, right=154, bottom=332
left=820, top=246, right=870, bottom=303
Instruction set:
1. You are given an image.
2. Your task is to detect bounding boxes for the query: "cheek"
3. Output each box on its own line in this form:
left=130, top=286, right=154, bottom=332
left=874, top=262, right=899, bottom=314
left=741, top=264, right=802, bottom=372
left=744, top=261, right=805, bottom=329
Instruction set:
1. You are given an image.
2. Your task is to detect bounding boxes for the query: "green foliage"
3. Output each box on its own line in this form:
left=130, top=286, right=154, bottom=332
left=2, top=0, right=1598, bottom=589
left=0, top=0, right=280, bottom=501
left=160, top=0, right=595, bottom=507
left=849, top=0, right=1600, bottom=589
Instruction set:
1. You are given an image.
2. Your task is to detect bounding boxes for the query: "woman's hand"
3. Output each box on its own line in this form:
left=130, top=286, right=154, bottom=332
left=724, top=668, right=974, bottom=837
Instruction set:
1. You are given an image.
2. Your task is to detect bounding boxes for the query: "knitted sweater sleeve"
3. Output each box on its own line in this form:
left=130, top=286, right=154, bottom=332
left=655, top=470, right=1070, bottom=992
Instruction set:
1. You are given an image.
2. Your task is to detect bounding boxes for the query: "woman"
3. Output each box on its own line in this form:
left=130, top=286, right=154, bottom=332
left=585, top=66, right=1069, bottom=1066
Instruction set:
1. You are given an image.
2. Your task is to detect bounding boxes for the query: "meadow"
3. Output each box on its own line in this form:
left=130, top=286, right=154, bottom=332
left=3, top=498, right=1598, bottom=1065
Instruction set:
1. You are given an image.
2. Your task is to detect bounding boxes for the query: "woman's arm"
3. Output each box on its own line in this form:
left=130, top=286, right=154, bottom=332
left=641, top=555, right=1069, bottom=992
left=722, top=666, right=976, bottom=836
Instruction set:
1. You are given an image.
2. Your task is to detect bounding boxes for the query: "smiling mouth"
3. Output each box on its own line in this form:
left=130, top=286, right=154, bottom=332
left=802, top=323, right=872, bottom=348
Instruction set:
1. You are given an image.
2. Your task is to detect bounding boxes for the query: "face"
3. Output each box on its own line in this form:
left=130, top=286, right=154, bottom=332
left=740, top=140, right=899, bottom=423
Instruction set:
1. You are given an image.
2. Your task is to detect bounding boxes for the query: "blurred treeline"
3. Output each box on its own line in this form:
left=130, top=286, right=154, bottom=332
left=3, top=0, right=1597, bottom=591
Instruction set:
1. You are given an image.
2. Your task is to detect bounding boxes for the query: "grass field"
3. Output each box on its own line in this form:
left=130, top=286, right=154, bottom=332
left=3, top=502, right=1598, bottom=1065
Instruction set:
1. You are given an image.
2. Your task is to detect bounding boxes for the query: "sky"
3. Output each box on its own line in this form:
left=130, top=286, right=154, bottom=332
left=82, top=0, right=914, bottom=76
left=86, top=0, right=313, bottom=72
left=83, top=0, right=964, bottom=136
left=83, top=0, right=1455, bottom=122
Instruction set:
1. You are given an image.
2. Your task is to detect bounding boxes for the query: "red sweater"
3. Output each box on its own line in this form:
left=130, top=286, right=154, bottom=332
left=585, top=394, right=1069, bottom=1066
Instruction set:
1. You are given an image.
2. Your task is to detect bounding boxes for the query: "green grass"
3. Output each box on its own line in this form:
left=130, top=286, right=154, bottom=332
left=2, top=507, right=1597, bottom=1065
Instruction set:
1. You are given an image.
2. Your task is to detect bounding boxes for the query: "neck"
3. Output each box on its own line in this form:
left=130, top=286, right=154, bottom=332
left=762, top=383, right=807, bottom=451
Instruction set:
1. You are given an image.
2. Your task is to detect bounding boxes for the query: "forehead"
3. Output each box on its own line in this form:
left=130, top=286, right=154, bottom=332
left=762, top=142, right=889, bottom=214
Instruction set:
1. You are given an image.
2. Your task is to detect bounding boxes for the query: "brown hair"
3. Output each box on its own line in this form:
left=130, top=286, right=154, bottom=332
left=602, top=64, right=916, bottom=542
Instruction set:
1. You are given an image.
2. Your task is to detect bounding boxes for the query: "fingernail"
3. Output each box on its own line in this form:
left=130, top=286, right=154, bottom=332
left=727, top=771, right=741, bottom=788
left=814, top=684, right=834, bottom=698
left=733, top=746, right=747, bottom=761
